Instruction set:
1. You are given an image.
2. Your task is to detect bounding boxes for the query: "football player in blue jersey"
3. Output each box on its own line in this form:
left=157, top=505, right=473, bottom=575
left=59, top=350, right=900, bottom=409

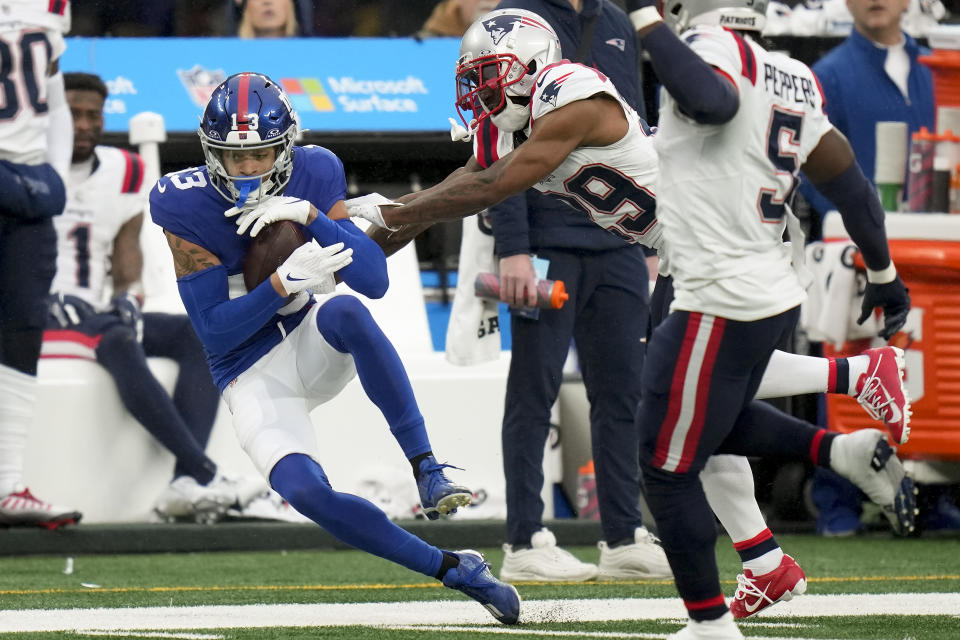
left=148, top=71, right=520, bottom=624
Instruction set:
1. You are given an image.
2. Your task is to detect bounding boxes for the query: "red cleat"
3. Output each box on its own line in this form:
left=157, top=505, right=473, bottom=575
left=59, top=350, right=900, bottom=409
left=855, top=347, right=911, bottom=445
left=730, top=554, right=806, bottom=619
left=0, top=486, right=81, bottom=530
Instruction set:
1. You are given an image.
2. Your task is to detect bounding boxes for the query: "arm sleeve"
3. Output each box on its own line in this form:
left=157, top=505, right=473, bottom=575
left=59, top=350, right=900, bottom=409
left=640, top=23, right=739, bottom=125
left=305, top=215, right=389, bottom=298
left=45, top=71, right=72, bottom=180
left=813, top=162, right=891, bottom=270
left=798, top=66, right=844, bottom=218
left=177, top=264, right=288, bottom=354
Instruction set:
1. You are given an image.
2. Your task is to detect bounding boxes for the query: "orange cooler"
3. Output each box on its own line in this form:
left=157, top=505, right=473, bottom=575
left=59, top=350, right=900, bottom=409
left=823, top=213, right=960, bottom=460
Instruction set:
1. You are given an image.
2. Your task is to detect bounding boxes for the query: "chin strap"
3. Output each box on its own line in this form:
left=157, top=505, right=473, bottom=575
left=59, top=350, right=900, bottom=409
left=234, top=177, right=260, bottom=209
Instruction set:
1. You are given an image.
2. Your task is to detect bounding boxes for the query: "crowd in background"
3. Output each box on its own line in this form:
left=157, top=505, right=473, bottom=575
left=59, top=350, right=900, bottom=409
left=66, top=0, right=958, bottom=39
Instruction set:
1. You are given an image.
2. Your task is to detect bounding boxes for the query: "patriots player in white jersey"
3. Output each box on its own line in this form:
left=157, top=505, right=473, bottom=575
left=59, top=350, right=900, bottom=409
left=46, top=72, right=248, bottom=523
left=347, top=8, right=916, bottom=633
left=148, top=72, right=520, bottom=624
left=622, top=0, right=913, bottom=636
left=0, top=0, right=81, bottom=529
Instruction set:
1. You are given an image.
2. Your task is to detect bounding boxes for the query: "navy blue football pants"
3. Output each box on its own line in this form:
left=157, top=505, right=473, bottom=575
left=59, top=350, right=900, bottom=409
left=504, top=245, right=649, bottom=546
left=48, top=303, right=220, bottom=483
left=0, top=216, right=56, bottom=375
left=638, top=303, right=834, bottom=619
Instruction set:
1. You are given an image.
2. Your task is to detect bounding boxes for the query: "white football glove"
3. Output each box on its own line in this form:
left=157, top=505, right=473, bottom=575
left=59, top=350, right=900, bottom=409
left=345, top=201, right=402, bottom=230
left=276, top=240, right=353, bottom=295
left=225, top=196, right=313, bottom=237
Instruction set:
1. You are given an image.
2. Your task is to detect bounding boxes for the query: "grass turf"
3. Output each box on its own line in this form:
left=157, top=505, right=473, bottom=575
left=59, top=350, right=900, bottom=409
left=0, top=533, right=957, bottom=638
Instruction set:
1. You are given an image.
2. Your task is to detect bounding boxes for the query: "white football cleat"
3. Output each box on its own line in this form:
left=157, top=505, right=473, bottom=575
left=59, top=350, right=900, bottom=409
left=500, top=527, right=599, bottom=582
left=598, top=526, right=673, bottom=580
left=226, top=489, right=312, bottom=523
left=668, top=612, right=744, bottom=639
left=830, top=428, right=918, bottom=535
left=0, top=486, right=81, bottom=529
left=153, top=475, right=239, bottom=524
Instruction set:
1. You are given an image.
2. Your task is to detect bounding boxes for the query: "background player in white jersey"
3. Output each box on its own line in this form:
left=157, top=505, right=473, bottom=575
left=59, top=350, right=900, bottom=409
left=148, top=72, right=520, bottom=624
left=46, top=72, right=255, bottom=523
left=0, top=0, right=81, bottom=528
left=348, top=7, right=915, bottom=625
left=621, top=0, right=913, bottom=636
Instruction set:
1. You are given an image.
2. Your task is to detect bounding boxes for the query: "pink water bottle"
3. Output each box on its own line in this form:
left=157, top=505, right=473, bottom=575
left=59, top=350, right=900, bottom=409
left=474, top=272, right=569, bottom=308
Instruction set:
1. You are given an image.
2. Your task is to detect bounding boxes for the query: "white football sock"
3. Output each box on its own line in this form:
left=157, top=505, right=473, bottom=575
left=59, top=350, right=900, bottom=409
left=755, top=350, right=828, bottom=399
left=0, top=364, right=36, bottom=495
left=701, top=455, right=774, bottom=561
left=846, top=354, right=870, bottom=396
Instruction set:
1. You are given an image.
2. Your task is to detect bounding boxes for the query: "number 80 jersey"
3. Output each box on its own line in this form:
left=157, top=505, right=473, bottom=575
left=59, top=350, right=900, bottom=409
left=526, top=62, right=663, bottom=253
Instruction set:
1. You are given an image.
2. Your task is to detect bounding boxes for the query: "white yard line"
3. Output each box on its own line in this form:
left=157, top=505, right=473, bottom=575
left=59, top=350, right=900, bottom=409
left=72, top=633, right=223, bottom=639
left=382, top=626, right=854, bottom=640
left=1, top=593, right=957, bottom=633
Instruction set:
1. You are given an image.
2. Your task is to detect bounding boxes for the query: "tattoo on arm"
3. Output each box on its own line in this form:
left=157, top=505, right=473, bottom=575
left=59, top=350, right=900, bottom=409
left=164, top=231, right=219, bottom=278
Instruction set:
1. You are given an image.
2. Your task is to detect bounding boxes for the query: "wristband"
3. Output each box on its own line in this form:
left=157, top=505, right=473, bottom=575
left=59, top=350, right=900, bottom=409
left=866, top=261, right=897, bottom=284
left=630, top=6, right=663, bottom=31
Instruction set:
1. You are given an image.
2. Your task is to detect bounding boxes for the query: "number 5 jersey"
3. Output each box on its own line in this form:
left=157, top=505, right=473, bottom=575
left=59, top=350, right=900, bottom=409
left=653, top=26, right=833, bottom=322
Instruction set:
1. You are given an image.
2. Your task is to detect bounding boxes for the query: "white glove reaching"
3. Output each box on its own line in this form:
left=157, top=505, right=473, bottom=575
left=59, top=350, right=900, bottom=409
left=225, top=196, right=313, bottom=237
left=345, top=201, right=402, bottom=230
left=448, top=117, right=474, bottom=142
left=276, top=240, right=353, bottom=295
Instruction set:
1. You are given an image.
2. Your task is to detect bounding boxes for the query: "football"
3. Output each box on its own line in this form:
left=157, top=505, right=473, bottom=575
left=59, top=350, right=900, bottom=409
left=242, top=220, right=308, bottom=291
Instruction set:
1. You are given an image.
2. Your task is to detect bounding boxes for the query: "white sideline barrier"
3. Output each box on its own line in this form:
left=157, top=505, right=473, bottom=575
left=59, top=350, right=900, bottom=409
left=24, top=353, right=511, bottom=524
left=25, top=236, right=515, bottom=523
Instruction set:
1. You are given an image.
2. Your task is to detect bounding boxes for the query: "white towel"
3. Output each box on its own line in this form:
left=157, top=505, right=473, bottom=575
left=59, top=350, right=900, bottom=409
left=800, top=240, right=879, bottom=347
left=445, top=214, right=502, bottom=366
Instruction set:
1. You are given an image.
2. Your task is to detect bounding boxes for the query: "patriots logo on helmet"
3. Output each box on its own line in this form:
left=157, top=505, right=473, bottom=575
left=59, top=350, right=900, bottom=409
left=538, top=72, right=573, bottom=108
left=483, top=15, right=521, bottom=45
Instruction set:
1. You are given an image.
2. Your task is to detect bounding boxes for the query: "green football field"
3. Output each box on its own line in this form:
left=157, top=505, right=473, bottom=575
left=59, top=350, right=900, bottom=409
left=0, top=533, right=958, bottom=639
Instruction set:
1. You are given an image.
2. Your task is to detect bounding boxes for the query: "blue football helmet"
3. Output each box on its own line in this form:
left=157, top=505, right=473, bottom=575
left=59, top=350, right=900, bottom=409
left=198, top=72, right=299, bottom=207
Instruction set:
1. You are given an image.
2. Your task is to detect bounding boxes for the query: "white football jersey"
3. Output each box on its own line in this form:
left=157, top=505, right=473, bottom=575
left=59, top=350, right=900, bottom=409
left=52, top=146, right=147, bottom=310
left=527, top=62, right=663, bottom=251
left=0, top=0, right=70, bottom=165
left=654, top=27, right=832, bottom=321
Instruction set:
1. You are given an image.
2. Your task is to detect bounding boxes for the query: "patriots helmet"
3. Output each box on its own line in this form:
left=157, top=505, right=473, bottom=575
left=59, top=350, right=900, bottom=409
left=198, top=71, right=299, bottom=207
left=455, top=9, right=561, bottom=133
left=662, top=0, right=768, bottom=33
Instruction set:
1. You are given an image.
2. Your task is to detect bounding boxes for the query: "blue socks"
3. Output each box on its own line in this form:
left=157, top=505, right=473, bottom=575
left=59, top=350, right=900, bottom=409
left=270, top=453, right=442, bottom=577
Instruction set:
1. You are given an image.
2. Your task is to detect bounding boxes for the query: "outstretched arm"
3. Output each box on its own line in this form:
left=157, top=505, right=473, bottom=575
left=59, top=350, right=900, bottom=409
left=378, top=100, right=601, bottom=228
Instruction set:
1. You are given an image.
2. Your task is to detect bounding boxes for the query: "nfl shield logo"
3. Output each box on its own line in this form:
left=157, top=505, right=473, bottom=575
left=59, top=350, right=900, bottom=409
left=177, top=65, right=227, bottom=108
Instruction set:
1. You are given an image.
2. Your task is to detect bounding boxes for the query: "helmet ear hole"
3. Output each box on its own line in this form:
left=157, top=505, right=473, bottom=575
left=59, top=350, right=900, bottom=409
left=527, top=60, right=538, bottom=76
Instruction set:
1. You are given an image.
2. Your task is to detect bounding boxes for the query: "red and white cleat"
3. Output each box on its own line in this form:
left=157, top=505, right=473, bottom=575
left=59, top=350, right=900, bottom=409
left=730, top=554, right=806, bottom=619
left=0, top=486, right=81, bottom=530
left=855, top=346, right=912, bottom=445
